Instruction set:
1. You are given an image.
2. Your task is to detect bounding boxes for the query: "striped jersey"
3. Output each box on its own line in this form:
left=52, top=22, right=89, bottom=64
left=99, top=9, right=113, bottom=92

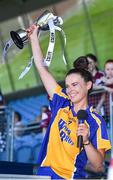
left=37, top=85, right=111, bottom=179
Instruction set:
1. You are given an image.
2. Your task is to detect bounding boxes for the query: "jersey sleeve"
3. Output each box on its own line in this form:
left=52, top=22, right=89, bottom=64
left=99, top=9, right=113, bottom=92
left=50, top=84, right=69, bottom=112
left=96, top=119, right=111, bottom=151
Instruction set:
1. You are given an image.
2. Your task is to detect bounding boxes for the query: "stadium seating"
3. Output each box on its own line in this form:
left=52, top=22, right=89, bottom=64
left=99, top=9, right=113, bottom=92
left=14, top=132, right=43, bottom=161
left=8, top=94, right=49, bottom=124
left=32, top=143, right=42, bottom=164
left=15, top=145, right=33, bottom=163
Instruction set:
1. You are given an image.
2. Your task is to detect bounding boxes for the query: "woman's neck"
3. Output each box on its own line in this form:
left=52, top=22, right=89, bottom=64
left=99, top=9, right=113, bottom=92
left=73, top=100, right=88, bottom=113
left=92, top=69, right=97, bottom=76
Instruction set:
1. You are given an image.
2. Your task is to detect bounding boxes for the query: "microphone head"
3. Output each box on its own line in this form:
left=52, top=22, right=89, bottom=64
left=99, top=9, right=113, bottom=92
left=77, top=110, right=88, bottom=149
left=77, top=110, right=88, bottom=120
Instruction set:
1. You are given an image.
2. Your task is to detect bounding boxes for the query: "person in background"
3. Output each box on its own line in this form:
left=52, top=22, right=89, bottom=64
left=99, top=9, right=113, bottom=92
left=73, top=54, right=104, bottom=89
left=86, top=53, right=104, bottom=89
left=14, top=111, right=24, bottom=137
left=96, top=59, right=113, bottom=125
left=99, top=59, right=113, bottom=91
left=38, top=105, right=51, bottom=137
left=27, top=24, right=111, bottom=179
left=73, top=56, right=89, bottom=70
left=79, top=54, right=105, bottom=112
left=13, top=111, right=26, bottom=152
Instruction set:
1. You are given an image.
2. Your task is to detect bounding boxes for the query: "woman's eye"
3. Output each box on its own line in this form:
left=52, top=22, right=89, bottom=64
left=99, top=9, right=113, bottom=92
left=65, top=83, right=79, bottom=89
left=73, top=83, right=78, bottom=86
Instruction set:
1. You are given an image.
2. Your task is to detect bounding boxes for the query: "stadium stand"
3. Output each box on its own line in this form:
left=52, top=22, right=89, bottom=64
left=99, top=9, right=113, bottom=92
left=4, top=94, right=49, bottom=163
left=15, top=145, right=33, bottom=163
left=8, top=94, right=49, bottom=124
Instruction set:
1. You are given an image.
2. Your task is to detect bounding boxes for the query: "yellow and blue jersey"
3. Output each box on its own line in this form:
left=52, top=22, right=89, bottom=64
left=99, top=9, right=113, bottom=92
left=37, top=85, right=111, bottom=179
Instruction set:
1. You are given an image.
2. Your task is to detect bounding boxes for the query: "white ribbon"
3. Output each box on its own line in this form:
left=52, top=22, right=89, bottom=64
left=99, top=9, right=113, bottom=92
left=2, top=39, right=14, bottom=63
left=43, top=18, right=56, bottom=66
left=54, top=26, right=67, bottom=65
left=2, top=16, right=67, bottom=79
left=18, top=56, right=34, bottom=79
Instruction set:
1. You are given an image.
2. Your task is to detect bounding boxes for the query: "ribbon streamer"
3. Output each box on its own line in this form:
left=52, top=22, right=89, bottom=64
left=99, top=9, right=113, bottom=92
left=44, top=18, right=55, bottom=66
left=54, top=26, right=67, bottom=65
left=2, top=39, right=14, bottom=63
left=18, top=56, right=34, bottom=80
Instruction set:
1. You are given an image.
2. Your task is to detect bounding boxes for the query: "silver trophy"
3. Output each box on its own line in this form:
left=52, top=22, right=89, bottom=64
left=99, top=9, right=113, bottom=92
left=2, top=10, right=66, bottom=79
left=10, top=10, right=63, bottom=49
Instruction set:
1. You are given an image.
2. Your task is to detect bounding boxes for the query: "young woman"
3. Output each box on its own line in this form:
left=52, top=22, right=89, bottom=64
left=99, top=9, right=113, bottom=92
left=27, top=25, right=111, bottom=179
left=96, top=59, right=113, bottom=124
left=86, top=53, right=104, bottom=87
left=100, top=59, right=113, bottom=91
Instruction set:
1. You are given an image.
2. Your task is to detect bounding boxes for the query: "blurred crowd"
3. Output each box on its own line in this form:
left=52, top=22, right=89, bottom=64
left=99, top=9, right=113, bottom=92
left=13, top=105, right=51, bottom=151
left=74, top=54, right=113, bottom=126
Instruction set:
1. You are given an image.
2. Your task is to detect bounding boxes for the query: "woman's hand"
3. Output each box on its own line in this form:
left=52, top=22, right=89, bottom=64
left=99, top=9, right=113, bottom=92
left=100, top=76, right=107, bottom=84
left=26, top=24, right=39, bottom=40
left=103, top=86, right=113, bottom=93
left=77, top=123, right=89, bottom=144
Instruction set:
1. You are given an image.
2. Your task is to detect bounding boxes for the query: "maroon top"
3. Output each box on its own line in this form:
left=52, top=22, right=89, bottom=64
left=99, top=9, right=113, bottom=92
left=40, top=110, right=51, bottom=128
left=93, top=71, right=104, bottom=84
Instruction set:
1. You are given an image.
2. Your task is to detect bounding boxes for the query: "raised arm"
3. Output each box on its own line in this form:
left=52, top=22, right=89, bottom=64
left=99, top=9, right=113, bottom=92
left=27, top=25, right=58, bottom=99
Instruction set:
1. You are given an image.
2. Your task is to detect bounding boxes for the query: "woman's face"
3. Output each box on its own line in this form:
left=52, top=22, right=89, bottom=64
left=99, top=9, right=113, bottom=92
left=87, top=57, right=97, bottom=73
left=105, top=62, right=113, bottom=78
left=65, top=73, right=91, bottom=104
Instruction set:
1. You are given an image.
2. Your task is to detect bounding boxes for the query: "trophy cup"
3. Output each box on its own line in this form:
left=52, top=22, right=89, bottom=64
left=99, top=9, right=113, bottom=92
left=10, top=10, right=63, bottom=49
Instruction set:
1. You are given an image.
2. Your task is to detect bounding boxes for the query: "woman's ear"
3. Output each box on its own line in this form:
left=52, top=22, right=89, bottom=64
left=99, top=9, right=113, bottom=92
left=87, top=81, right=92, bottom=91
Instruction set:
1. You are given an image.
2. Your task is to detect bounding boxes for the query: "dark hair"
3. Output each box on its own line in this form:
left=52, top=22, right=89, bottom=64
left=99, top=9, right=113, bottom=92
left=41, top=105, right=49, bottom=113
left=66, top=68, right=93, bottom=94
left=15, top=111, right=21, bottom=121
left=104, top=59, right=113, bottom=67
left=86, top=53, right=97, bottom=62
left=86, top=53, right=99, bottom=71
left=42, top=105, right=49, bottom=110
left=73, top=56, right=89, bottom=70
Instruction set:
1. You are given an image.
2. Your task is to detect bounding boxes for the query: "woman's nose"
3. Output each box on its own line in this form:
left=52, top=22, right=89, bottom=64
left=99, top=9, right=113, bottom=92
left=68, top=86, right=74, bottom=92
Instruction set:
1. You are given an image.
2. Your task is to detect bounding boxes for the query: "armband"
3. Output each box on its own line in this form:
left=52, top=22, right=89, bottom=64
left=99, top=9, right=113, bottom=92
left=83, top=140, right=90, bottom=146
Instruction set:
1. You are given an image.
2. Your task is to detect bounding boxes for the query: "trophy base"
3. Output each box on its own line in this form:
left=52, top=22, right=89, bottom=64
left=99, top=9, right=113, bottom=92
left=10, top=31, right=24, bottom=49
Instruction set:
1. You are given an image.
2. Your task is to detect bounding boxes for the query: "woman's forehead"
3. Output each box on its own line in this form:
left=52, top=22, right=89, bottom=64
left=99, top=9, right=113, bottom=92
left=87, top=57, right=95, bottom=63
left=105, top=62, right=113, bottom=68
left=65, top=73, right=84, bottom=82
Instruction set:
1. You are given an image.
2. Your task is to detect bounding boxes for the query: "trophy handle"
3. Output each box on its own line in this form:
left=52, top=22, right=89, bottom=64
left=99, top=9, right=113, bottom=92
left=35, top=10, right=54, bottom=31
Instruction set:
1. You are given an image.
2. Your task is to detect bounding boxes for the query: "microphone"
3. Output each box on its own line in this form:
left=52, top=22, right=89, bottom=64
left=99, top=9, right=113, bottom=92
left=77, top=110, right=88, bottom=151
